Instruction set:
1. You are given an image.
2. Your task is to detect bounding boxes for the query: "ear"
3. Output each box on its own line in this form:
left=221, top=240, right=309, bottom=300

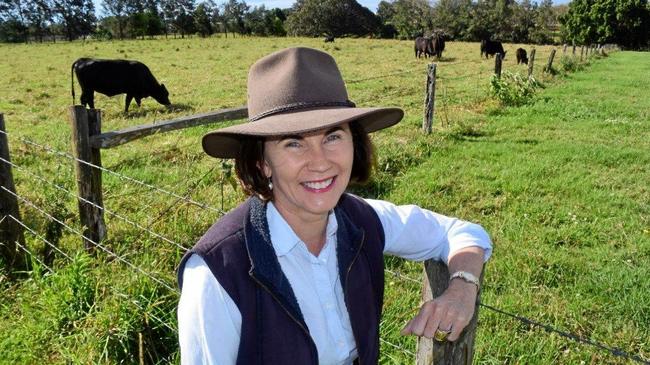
left=257, top=160, right=272, bottom=179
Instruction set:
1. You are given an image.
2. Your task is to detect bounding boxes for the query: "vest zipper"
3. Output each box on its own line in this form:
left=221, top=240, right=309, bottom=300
left=344, top=229, right=366, bottom=365
left=250, top=274, right=318, bottom=364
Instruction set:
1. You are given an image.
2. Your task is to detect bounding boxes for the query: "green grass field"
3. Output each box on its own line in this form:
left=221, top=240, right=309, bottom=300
left=0, top=36, right=648, bottom=364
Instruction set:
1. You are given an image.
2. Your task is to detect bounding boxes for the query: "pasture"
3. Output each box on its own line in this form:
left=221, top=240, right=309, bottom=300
left=0, top=36, right=648, bottom=364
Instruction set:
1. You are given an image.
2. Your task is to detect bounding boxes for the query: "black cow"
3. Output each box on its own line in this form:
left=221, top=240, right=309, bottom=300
left=431, top=32, right=446, bottom=59
left=480, top=40, right=507, bottom=59
left=71, top=58, right=171, bottom=113
left=324, top=35, right=335, bottom=43
left=516, top=48, right=528, bottom=64
left=414, top=36, right=433, bottom=58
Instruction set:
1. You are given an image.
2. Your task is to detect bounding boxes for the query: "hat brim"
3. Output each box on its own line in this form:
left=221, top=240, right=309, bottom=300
left=202, top=106, right=404, bottom=159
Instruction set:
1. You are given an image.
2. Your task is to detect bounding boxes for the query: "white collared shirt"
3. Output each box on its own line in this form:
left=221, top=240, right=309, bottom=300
left=178, top=198, right=492, bottom=365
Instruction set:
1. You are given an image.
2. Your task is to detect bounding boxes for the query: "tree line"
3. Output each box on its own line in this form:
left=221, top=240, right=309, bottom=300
left=1, top=0, right=648, bottom=49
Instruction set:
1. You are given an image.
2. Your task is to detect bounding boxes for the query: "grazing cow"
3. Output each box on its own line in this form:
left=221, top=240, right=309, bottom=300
left=324, top=35, right=335, bottom=43
left=516, top=48, right=528, bottom=64
left=414, top=36, right=433, bottom=58
left=71, top=58, right=171, bottom=113
left=480, top=40, right=507, bottom=59
left=431, top=32, right=446, bottom=59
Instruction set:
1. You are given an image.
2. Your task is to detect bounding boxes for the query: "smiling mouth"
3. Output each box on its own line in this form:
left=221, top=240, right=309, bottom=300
left=302, top=177, right=335, bottom=191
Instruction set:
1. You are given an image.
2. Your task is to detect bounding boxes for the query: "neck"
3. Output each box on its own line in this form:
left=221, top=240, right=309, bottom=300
left=272, top=204, right=329, bottom=256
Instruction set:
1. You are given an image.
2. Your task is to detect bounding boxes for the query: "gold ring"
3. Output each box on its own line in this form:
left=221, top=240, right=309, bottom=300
left=434, top=328, right=451, bottom=342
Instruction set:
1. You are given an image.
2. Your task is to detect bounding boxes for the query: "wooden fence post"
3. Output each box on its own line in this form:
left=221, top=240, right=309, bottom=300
left=580, top=46, right=585, bottom=61
left=416, top=260, right=484, bottom=364
left=527, top=48, right=536, bottom=79
left=494, top=53, right=502, bottom=79
left=572, top=44, right=576, bottom=56
left=422, top=63, right=437, bottom=134
left=562, top=44, right=567, bottom=55
left=69, top=106, right=106, bottom=251
left=0, top=113, right=27, bottom=273
left=544, top=49, right=556, bottom=73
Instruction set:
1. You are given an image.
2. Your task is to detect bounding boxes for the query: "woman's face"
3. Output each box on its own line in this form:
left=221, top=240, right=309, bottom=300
left=262, top=123, right=354, bottom=222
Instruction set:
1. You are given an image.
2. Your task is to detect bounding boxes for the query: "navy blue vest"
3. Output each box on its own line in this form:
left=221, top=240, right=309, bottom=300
left=178, top=193, right=386, bottom=364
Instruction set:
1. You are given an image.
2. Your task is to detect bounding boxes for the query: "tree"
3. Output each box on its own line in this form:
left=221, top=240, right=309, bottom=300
left=161, top=0, right=195, bottom=37
left=560, top=0, right=649, bottom=49
left=0, top=0, right=29, bottom=41
left=223, top=0, right=248, bottom=35
left=530, top=0, right=555, bottom=44
left=510, top=0, right=536, bottom=43
left=25, top=0, right=54, bottom=41
left=467, top=0, right=514, bottom=41
left=52, top=0, right=96, bottom=41
left=102, top=0, right=128, bottom=38
left=375, top=0, right=432, bottom=39
left=285, top=0, right=379, bottom=37
left=194, top=1, right=213, bottom=36
left=376, top=1, right=397, bottom=38
left=431, top=0, right=473, bottom=40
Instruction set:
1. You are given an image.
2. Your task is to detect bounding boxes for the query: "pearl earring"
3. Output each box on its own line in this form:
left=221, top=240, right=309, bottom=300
left=268, top=177, right=273, bottom=190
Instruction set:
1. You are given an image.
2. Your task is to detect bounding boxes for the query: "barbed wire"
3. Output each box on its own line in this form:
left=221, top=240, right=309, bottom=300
left=1, top=186, right=176, bottom=292
left=348, top=69, right=418, bottom=84
left=0, top=130, right=225, bottom=215
left=5, top=219, right=177, bottom=333
left=9, top=214, right=73, bottom=261
left=0, top=156, right=188, bottom=251
left=13, top=239, right=51, bottom=272
left=384, top=268, right=421, bottom=285
left=479, top=302, right=650, bottom=365
left=380, top=338, right=415, bottom=357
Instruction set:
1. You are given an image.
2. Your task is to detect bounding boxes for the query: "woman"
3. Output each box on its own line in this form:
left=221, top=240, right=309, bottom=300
left=178, top=47, right=492, bottom=365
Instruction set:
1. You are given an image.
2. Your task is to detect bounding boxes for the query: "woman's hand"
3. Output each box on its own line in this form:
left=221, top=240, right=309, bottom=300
left=400, top=279, right=478, bottom=341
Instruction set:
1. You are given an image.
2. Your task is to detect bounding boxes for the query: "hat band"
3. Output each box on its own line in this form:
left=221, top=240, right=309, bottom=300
left=249, top=100, right=356, bottom=122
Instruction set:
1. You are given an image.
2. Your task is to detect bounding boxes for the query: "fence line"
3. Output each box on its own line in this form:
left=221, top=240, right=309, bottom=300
left=347, top=69, right=418, bottom=84
left=1, top=186, right=176, bottom=292
left=8, top=218, right=177, bottom=333
left=13, top=239, right=51, bottom=271
left=381, top=267, right=648, bottom=364
left=0, top=156, right=187, bottom=251
left=10, top=215, right=73, bottom=261
left=479, top=303, right=650, bottom=365
left=1, top=131, right=225, bottom=215
left=380, top=338, right=416, bottom=356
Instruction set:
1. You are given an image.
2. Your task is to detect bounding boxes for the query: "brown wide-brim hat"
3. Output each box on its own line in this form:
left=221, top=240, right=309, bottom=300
left=202, top=47, right=404, bottom=159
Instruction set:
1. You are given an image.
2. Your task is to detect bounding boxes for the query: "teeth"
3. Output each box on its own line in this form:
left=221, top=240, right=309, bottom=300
left=304, top=178, right=333, bottom=190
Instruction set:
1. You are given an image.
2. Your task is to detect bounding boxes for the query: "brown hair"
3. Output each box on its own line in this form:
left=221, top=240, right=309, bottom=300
left=234, top=122, right=374, bottom=201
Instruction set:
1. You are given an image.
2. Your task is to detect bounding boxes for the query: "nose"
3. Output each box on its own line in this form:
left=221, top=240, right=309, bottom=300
left=306, top=144, right=332, bottom=172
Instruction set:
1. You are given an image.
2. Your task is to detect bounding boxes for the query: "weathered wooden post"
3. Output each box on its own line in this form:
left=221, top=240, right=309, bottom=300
left=0, top=113, right=27, bottom=273
left=572, top=44, right=576, bottom=56
left=494, top=53, right=502, bottom=79
left=69, top=106, right=106, bottom=251
left=580, top=46, right=585, bottom=61
left=544, top=49, right=557, bottom=73
left=422, top=63, right=437, bottom=134
left=416, top=260, right=484, bottom=364
left=527, top=48, right=536, bottom=79
left=562, top=44, right=567, bottom=55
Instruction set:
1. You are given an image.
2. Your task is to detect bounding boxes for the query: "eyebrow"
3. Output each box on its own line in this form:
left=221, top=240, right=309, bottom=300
left=276, top=126, right=344, bottom=143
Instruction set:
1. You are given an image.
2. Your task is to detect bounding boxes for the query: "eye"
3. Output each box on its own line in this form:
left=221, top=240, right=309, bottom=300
left=325, top=132, right=343, bottom=143
left=283, top=140, right=302, bottom=149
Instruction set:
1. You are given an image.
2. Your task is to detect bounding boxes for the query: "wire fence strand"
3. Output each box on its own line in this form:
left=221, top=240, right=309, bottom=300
left=9, top=214, right=73, bottom=261
left=0, top=156, right=188, bottom=251
left=0, top=130, right=225, bottom=215
left=2, top=186, right=176, bottom=292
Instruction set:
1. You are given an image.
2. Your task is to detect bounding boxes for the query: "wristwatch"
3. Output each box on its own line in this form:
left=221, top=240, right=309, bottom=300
left=449, top=271, right=480, bottom=290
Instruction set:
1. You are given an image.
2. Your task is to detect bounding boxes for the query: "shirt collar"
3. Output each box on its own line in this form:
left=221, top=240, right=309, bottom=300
left=266, top=201, right=338, bottom=257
